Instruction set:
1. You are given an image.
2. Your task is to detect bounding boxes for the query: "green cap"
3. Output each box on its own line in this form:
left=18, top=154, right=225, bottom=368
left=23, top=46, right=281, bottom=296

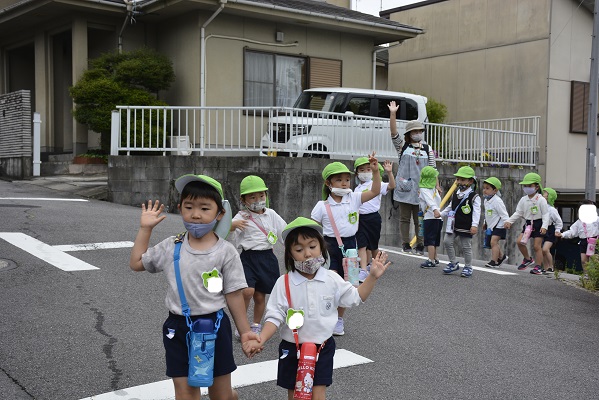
left=175, top=174, right=224, bottom=198
left=419, top=166, right=438, bottom=189
left=281, top=217, right=323, bottom=242
left=240, top=175, right=268, bottom=196
left=544, top=187, right=557, bottom=206
left=484, top=177, right=502, bottom=190
left=322, top=162, right=352, bottom=200
left=354, top=157, right=370, bottom=170
left=454, top=166, right=475, bottom=179
left=519, top=172, right=542, bottom=185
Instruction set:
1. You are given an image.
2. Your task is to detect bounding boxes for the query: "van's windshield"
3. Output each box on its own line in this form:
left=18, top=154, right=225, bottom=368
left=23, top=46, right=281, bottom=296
left=293, top=92, right=347, bottom=113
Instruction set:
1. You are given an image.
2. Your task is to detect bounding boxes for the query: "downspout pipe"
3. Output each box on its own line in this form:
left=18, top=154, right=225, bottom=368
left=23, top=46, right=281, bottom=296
left=372, top=42, right=401, bottom=90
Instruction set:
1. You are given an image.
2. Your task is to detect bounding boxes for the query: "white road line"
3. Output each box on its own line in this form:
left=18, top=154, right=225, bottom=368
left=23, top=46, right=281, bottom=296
left=0, top=233, right=99, bottom=271
left=379, top=247, right=517, bottom=275
left=53, top=241, right=134, bottom=251
left=0, top=197, right=88, bottom=202
left=79, top=349, right=372, bottom=400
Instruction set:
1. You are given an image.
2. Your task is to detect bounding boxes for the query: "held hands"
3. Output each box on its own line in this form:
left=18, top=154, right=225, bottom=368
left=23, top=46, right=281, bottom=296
left=470, top=226, right=478, bottom=235
left=504, top=222, right=512, bottom=229
left=241, top=332, right=263, bottom=358
left=369, top=251, right=391, bottom=279
left=433, top=209, right=441, bottom=219
left=387, top=101, right=399, bottom=114
left=555, top=231, right=562, bottom=238
left=140, top=200, right=166, bottom=229
left=383, top=160, right=393, bottom=173
left=540, top=228, right=547, bottom=235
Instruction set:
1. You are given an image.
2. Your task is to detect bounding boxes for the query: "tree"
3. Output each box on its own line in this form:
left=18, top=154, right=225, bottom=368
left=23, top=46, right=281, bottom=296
left=425, top=97, right=448, bottom=124
left=70, top=48, right=176, bottom=152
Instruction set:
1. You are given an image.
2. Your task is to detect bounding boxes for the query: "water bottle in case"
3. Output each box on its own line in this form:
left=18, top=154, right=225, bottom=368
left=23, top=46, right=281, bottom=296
left=483, top=228, right=493, bottom=249
left=342, top=248, right=360, bottom=287
left=418, top=210, right=424, bottom=237
left=187, top=318, right=217, bottom=387
left=520, top=224, right=532, bottom=244
left=586, top=237, right=597, bottom=256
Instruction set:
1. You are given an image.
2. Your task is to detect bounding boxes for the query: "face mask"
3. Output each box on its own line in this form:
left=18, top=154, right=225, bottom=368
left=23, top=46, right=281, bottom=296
left=523, top=186, right=537, bottom=195
left=246, top=200, right=266, bottom=212
left=484, top=194, right=494, bottom=200
left=357, top=172, right=373, bottom=182
left=294, top=256, right=325, bottom=274
left=183, top=214, right=219, bottom=238
left=458, top=184, right=469, bottom=191
left=330, top=187, right=352, bottom=197
left=411, top=133, right=423, bottom=142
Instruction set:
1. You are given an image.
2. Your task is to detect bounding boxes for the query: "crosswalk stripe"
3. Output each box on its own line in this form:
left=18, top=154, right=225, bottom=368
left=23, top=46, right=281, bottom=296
left=0, top=197, right=88, bottom=202
left=53, top=241, right=134, bottom=251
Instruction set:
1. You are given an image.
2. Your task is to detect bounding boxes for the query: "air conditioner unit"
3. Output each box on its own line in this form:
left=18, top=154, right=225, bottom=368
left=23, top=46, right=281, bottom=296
left=171, top=135, right=192, bottom=156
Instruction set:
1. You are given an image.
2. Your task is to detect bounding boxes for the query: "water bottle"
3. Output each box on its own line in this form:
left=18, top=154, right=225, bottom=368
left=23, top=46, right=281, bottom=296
left=418, top=210, right=424, bottom=237
left=343, top=248, right=360, bottom=287
left=586, top=237, right=597, bottom=256
left=483, top=228, right=493, bottom=249
left=520, top=224, right=532, bottom=245
left=293, top=342, right=317, bottom=400
left=187, top=318, right=217, bottom=387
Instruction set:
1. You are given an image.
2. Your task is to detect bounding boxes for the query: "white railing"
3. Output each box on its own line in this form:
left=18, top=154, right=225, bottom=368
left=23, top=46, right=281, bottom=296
left=449, top=116, right=540, bottom=135
left=110, top=106, right=539, bottom=166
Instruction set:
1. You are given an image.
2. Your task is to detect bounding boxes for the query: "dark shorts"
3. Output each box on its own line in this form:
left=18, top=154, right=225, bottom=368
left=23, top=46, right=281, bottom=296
left=240, top=249, right=280, bottom=294
left=162, top=311, right=236, bottom=378
left=277, top=338, right=336, bottom=390
left=491, top=227, right=507, bottom=240
left=522, top=219, right=544, bottom=238
left=423, top=219, right=443, bottom=247
left=543, top=225, right=556, bottom=244
left=324, top=236, right=358, bottom=276
left=356, top=212, right=382, bottom=250
left=579, top=238, right=590, bottom=254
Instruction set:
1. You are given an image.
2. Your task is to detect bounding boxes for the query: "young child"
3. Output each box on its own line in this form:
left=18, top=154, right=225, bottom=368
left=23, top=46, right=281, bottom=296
left=228, top=175, right=287, bottom=338
left=504, top=172, right=550, bottom=275
left=440, top=166, right=481, bottom=278
left=311, top=154, right=381, bottom=335
left=418, top=166, right=443, bottom=268
left=354, top=157, right=396, bottom=281
left=243, top=217, right=390, bottom=400
left=481, top=177, right=509, bottom=268
left=129, top=174, right=258, bottom=400
left=541, top=188, right=563, bottom=273
left=555, top=200, right=599, bottom=274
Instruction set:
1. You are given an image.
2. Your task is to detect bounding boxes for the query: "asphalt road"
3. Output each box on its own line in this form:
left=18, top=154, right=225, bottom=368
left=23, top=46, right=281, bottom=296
left=1, top=179, right=599, bottom=400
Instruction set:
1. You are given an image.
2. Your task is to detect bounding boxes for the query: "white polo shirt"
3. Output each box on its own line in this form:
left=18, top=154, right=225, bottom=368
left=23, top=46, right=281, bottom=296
left=311, top=192, right=363, bottom=238
left=228, top=208, right=287, bottom=251
left=354, top=181, right=389, bottom=214
left=264, top=268, right=362, bottom=344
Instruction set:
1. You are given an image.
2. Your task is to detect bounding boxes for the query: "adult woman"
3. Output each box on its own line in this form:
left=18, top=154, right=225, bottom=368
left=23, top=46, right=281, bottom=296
left=388, top=101, right=438, bottom=254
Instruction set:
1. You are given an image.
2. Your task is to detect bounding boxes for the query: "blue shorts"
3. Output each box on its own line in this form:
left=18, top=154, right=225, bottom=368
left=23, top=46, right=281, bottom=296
left=240, top=249, right=280, bottom=294
left=522, top=219, right=544, bottom=238
left=162, top=311, right=236, bottom=378
left=491, top=227, right=507, bottom=240
left=423, top=219, right=443, bottom=247
left=276, top=338, right=336, bottom=390
left=324, top=236, right=358, bottom=276
left=356, top=212, right=382, bottom=250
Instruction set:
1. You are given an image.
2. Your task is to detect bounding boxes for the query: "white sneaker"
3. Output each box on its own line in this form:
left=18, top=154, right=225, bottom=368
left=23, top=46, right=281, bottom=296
left=358, top=269, right=369, bottom=283
left=333, top=317, right=345, bottom=336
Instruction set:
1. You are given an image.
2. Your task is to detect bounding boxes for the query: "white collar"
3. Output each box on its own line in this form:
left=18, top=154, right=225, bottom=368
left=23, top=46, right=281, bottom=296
left=289, top=267, right=327, bottom=285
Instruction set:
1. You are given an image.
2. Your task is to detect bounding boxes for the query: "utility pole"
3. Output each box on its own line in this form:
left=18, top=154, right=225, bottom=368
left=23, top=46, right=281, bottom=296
left=586, top=0, right=599, bottom=202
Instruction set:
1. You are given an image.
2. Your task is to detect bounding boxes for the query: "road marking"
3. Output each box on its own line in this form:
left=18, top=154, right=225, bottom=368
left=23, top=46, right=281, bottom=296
left=79, top=349, right=372, bottom=400
left=0, top=233, right=99, bottom=271
left=53, top=241, right=134, bottom=251
left=0, top=197, right=88, bottom=202
left=379, top=247, right=517, bottom=275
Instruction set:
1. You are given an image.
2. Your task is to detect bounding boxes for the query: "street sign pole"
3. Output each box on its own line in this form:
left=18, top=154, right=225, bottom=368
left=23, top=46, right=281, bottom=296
left=586, top=0, right=599, bottom=202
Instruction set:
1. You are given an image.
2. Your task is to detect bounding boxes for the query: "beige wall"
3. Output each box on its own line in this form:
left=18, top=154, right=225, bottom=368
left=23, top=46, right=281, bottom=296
left=326, top=0, right=350, bottom=9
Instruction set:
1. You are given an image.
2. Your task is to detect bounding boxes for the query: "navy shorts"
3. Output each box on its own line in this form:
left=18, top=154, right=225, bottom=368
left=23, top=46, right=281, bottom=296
left=579, top=238, right=591, bottom=254
left=522, top=219, right=544, bottom=238
left=423, top=219, right=443, bottom=247
left=543, top=225, right=556, bottom=244
left=162, top=311, right=236, bottom=378
left=324, top=236, right=358, bottom=276
left=491, top=227, right=507, bottom=240
left=277, top=338, right=336, bottom=390
left=356, top=212, right=382, bottom=250
left=240, top=249, right=280, bottom=294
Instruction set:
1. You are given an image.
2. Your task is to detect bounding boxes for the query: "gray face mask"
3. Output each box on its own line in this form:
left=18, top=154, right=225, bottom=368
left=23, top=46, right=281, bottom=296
left=411, top=133, right=423, bottom=142
left=246, top=200, right=266, bottom=212
left=293, top=256, right=325, bottom=274
left=523, top=187, right=537, bottom=195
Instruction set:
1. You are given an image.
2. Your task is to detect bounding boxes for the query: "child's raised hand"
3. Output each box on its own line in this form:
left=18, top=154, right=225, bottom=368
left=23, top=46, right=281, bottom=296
left=231, top=219, right=248, bottom=232
left=140, top=200, right=166, bottom=229
left=368, top=151, right=379, bottom=167
left=383, top=160, right=393, bottom=173
left=387, top=101, right=399, bottom=114
left=369, top=251, right=391, bottom=279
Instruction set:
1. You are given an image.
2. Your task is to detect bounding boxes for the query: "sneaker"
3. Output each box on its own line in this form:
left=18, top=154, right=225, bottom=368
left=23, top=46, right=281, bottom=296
left=546, top=268, right=554, bottom=273
left=414, top=244, right=425, bottom=255
left=435, top=259, right=440, bottom=265
left=250, top=323, right=262, bottom=335
left=402, top=243, right=412, bottom=253
left=461, top=266, right=473, bottom=277
left=420, top=259, right=436, bottom=268
left=358, top=269, right=369, bottom=283
left=518, top=258, right=534, bottom=270
left=333, top=318, right=345, bottom=336
left=366, top=263, right=371, bottom=272
left=485, top=260, right=499, bottom=268
left=497, top=254, right=508, bottom=266
left=530, top=265, right=542, bottom=275
left=234, top=328, right=241, bottom=341
left=443, top=262, right=460, bottom=274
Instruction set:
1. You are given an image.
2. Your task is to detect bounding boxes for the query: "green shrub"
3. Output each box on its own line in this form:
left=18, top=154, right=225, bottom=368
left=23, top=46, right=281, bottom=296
left=582, top=255, right=599, bottom=290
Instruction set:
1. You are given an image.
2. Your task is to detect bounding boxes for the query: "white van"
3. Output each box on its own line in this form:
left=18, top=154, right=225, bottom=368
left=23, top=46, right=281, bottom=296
left=260, top=87, right=428, bottom=161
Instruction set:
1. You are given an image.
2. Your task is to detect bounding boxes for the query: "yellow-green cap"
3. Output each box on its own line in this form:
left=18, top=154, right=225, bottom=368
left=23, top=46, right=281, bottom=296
left=519, top=172, right=542, bottom=185
left=175, top=174, right=223, bottom=198
left=419, top=166, right=438, bottom=189
left=454, top=166, right=475, bottom=179
left=281, top=217, right=323, bottom=242
left=322, top=162, right=353, bottom=180
left=484, top=177, right=502, bottom=190
left=354, top=157, right=384, bottom=176
left=240, top=175, right=268, bottom=196
left=544, top=187, right=557, bottom=206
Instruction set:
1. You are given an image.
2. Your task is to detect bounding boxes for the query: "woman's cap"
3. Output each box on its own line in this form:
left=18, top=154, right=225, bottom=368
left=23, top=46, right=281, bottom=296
left=240, top=175, right=268, bottom=196
left=484, top=177, right=502, bottom=190
left=544, top=187, right=557, bottom=206
left=454, top=166, right=475, bottom=179
left=175, top=174, right=224, bottom=198
left=322, top=162, right=353, bottom=180
left=281, top=217, right=323, bottom=242
left=519, top=172, right=542, bottom=185
left=405, top=120, right=425, bottom=134
left=419, top=166, right=438, bottom=189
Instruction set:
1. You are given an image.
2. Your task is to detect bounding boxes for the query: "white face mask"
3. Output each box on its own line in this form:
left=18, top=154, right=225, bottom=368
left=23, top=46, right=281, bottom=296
left=357, top=172, right=373, bottom=182
left=523, top=187, right=537, bottom=195
left=411, top=133, right=423, bottom=142
left=330, top=187, right=352, bottom=197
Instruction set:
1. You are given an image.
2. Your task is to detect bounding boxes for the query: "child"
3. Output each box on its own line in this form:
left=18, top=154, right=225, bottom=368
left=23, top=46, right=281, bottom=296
left=504, top=172, right=550, bottom=275
left=418, top=166, right=443, bottom=268
left=555, top=200, right=599, bottom=274
left=440, top=166, right=481, bottom=278
left=129, top=174, right=259, bottom=400
left=228, top=175, right=287, bottom=338
left=243, top=217, right=390, bottom=400
left=541, top=188, right=563, bottom=273
left=354, top=157, right=396, bottom=281
left=311, top=154, right=381, bottom=335
left=481, top=177, right=509, bottom=268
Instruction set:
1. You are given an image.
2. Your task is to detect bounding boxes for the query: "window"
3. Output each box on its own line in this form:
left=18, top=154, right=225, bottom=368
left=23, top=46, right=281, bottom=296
left=346, top=97, right=372, bottom=116
left=376, top=98, right=419, bottom=120
left=570, top=81, right=599, bottom=134
left=244, top=51, right=306, bottom=107
left=308, top=58, right=342, bottom=88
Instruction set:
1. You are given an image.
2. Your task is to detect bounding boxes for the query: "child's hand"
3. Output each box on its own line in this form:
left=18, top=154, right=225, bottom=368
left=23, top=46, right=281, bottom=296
left=369, top=251, right=391, bottom=279
left=504, top=222, right=512, bottom=229
left=242, top=339, right=263, bottom=358
left=433, top=209, right=441, bottom=218
left=231, top=219, right=248, bottom=231
left=540, top=228, right=547, bottom=235
left=368, top=151, right=379, bottom=167
left=470, top=226, right=478, bottom=235
left=387, top=101, right=399, bottom=114
left=383, top=160, right=393, bottom=173
left=140, top=200, right=166, bottom=229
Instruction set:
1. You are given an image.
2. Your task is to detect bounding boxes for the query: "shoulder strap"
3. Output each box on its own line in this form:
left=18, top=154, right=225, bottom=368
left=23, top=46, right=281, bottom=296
left=173, top=236, right=193, bottom=328
left=397, top=140, right=410, bottom=165
left=324, top=202, right=345, bottom=255
left=284, top=273, right=293, bottom=309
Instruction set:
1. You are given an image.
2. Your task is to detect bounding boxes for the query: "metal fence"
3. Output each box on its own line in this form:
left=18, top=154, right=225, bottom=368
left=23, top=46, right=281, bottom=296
left=110, top=106, right=539, bottom=166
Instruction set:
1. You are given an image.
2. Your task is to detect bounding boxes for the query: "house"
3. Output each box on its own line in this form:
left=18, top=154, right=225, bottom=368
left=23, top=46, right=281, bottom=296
left=0, top=0, right=422, bottom=159
left=382, top=0, right=596, bottom=209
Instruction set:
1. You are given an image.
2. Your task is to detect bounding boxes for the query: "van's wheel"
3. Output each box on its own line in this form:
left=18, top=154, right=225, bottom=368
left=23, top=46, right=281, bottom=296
left=303, top=144, right=330, bottom=159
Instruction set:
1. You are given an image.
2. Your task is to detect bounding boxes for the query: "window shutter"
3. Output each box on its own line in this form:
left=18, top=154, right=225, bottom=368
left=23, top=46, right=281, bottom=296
left=570, top=81, right=588, bottom=133
left=308, top=58, right=341, bottom=88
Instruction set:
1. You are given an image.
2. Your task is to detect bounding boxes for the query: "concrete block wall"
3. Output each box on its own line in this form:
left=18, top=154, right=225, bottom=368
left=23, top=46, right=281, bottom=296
left=109, top=155, right=529, bottom=263
left=0, top=90, right=32, bottom=179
